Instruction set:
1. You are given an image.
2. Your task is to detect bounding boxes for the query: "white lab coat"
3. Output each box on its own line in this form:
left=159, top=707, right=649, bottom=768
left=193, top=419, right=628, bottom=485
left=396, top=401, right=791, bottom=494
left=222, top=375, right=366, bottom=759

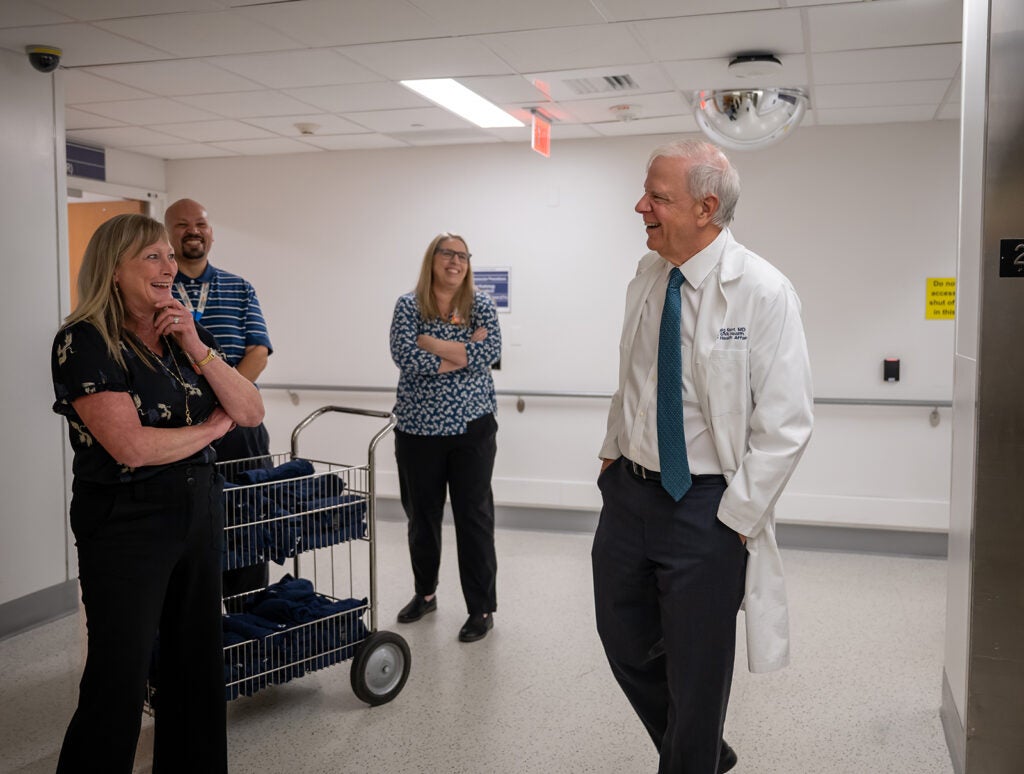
left=601, top=229, right=813, bottom=673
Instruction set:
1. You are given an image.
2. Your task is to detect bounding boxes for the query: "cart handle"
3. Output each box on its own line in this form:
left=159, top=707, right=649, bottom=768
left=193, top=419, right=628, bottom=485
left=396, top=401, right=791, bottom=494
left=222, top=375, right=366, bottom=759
left=290, top=405, right=397, bottom=461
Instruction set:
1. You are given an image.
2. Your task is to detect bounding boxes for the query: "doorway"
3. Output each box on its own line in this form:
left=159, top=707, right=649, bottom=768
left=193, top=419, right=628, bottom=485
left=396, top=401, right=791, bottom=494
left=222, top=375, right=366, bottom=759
left=67, top=197, right=147, bottom=310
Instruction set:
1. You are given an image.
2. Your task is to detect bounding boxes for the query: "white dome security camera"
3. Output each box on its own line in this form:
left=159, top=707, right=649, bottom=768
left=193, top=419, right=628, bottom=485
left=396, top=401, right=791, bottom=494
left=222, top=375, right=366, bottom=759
left=26, top=45, right=62, bottom=73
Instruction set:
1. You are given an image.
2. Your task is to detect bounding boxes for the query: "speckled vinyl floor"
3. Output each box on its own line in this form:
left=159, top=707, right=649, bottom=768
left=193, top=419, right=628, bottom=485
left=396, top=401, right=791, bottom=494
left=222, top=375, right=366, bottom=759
left=0, top=519, right=953, bottom=774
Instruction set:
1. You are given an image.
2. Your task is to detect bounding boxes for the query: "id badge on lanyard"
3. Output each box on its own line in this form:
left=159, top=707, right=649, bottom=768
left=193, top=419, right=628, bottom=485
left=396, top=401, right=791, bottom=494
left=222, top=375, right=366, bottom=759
left=175, top=281, right=210, bottom=322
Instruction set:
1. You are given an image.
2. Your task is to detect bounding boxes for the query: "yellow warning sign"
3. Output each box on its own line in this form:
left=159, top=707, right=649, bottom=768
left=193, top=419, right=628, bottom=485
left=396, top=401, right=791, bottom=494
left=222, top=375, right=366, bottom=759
left=926, top=277, right=956, bottom=320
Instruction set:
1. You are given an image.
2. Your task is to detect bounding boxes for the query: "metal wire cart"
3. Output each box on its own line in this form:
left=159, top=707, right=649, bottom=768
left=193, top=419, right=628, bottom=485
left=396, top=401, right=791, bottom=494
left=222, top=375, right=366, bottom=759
left=149, top=405, right=410, bottom=710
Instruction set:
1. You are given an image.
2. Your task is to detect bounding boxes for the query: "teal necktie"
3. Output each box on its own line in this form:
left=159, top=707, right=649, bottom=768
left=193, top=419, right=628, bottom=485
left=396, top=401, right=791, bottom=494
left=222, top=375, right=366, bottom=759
left=657, top=268, right=692, bottom=501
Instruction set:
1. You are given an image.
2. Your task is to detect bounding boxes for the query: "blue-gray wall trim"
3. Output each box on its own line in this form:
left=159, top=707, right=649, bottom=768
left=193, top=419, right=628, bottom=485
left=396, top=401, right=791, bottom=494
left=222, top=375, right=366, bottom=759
left=0, top=580, right=78, bottom=643
left=376, top=498, right=948, bottom=558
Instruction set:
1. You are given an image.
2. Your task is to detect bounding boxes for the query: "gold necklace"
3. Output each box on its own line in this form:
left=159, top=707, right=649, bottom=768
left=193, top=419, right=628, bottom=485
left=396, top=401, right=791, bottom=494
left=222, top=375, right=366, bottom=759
left=142, top=336, right=196, bottom=426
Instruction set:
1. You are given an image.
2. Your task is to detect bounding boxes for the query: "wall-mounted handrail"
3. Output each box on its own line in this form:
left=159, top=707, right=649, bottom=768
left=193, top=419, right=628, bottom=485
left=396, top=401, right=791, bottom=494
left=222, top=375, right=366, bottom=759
left=259, top=383, right=952, bottom=409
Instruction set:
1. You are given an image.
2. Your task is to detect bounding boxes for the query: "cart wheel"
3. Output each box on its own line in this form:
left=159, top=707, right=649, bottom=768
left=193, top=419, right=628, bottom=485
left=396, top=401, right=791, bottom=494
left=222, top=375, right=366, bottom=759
left=350, top=630, right=411, bottom=706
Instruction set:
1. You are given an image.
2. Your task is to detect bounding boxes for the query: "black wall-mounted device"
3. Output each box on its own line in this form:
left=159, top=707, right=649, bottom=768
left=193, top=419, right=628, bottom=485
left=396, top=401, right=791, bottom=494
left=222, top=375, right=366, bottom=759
left=884, top=358, right=900, bottom=382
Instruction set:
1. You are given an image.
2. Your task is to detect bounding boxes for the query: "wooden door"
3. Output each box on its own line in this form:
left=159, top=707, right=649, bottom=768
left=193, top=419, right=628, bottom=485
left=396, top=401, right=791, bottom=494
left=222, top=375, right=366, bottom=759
left=67, top=200, right=146, bottom=310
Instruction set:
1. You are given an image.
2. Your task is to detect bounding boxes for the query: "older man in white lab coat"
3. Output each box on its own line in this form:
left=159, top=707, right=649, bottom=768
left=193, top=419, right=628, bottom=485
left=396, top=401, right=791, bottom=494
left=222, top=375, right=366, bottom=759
left=593, top=138, right=813, bottom=774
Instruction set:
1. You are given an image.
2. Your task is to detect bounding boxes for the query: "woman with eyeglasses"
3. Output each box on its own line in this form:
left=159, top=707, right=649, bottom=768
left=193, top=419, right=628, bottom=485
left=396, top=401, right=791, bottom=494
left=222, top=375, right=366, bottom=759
left=389, top=232, right=502, bottom=643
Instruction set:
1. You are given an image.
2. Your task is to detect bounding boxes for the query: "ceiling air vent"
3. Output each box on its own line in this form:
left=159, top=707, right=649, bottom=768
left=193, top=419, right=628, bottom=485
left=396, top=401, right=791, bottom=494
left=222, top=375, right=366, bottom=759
left=562, top=74, right=639, bottom=96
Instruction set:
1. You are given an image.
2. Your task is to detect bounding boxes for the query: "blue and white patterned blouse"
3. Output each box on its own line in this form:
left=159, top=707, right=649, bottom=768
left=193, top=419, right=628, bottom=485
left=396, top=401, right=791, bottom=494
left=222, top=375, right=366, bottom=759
left=390, top=290, right=501, bottom=436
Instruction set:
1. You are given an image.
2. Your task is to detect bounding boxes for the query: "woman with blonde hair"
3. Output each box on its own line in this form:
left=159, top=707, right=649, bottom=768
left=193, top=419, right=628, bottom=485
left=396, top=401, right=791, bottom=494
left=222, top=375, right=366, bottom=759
left=52, top=213, right=263, bottom=773
left=389, top=232, right=502, bottom=642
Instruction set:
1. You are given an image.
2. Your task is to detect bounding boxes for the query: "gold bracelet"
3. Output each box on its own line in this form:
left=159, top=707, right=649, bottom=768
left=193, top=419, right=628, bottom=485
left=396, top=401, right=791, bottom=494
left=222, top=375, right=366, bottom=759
left=196, top=348, right=218, bottom=368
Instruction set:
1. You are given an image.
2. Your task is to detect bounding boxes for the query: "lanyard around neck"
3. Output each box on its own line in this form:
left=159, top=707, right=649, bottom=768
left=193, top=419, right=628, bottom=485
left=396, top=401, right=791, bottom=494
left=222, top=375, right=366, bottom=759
left=175, top=281, right=210, bottom=322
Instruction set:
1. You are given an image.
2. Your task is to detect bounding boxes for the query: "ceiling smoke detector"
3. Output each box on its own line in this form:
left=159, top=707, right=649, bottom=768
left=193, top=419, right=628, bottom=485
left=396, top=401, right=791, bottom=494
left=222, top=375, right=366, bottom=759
left=294, top=122, right=320, bottom=135
left=609, top=104, right=639, bottom=122
left=727, top=54, right=783, bottom=79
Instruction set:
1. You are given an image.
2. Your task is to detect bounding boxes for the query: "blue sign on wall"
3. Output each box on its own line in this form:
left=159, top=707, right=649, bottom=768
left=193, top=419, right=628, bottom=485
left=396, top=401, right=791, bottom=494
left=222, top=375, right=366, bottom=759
left=66, top=141, right=105, bottom=181
left=474, top=268, right=510, bottom=312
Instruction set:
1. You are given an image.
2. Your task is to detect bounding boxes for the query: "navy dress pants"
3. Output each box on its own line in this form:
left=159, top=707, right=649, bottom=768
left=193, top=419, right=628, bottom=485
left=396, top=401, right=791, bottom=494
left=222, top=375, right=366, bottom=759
left=592, top=458, right=747, bottom=774
left=394, top=413, right=498, bottom=615
left=57, top=464, right=227, bottom=774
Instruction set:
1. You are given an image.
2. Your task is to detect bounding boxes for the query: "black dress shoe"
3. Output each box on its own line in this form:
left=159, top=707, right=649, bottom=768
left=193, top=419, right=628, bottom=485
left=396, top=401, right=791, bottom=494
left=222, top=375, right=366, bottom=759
left=396, top=594, right=436, bottom=623
left=718, top=740, right=738, bottom=773
left=458, top=613, right=493, bottom=642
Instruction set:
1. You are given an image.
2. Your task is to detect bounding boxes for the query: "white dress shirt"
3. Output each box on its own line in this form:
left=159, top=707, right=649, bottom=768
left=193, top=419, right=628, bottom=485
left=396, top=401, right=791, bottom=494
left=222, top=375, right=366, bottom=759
left=619, top=230, right=728, bottom=475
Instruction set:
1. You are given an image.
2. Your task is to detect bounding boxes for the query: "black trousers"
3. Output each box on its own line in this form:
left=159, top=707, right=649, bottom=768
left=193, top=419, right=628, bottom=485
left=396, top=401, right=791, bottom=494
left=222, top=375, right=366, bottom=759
left=57, top=464, right=227, bottom=774
left=394, top=413, right=498, bottom=614
left=592, top=459, right=747, bottom=774
left=215, top=423, right=271, bottom=597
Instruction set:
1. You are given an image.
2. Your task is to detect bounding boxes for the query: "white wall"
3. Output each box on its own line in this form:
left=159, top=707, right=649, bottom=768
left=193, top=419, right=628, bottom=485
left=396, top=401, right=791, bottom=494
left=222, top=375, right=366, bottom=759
left=0, top=50, right=70, bottom=606
left=166, top=121, right=959, bottom=530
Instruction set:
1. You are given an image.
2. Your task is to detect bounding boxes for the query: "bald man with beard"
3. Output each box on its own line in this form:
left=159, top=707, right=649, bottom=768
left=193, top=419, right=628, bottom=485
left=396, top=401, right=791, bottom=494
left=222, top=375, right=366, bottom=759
left=165, top=198, right=274, bottom=596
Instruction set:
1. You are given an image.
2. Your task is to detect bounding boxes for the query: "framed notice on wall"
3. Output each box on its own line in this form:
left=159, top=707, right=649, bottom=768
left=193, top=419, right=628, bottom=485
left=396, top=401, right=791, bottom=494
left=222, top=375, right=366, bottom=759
left=474, top=268, right=510, bottom=312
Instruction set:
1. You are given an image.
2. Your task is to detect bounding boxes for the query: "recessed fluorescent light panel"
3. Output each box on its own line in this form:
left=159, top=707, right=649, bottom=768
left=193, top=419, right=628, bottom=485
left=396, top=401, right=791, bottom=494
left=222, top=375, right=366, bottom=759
left=400, top=78, right=524, bottom=128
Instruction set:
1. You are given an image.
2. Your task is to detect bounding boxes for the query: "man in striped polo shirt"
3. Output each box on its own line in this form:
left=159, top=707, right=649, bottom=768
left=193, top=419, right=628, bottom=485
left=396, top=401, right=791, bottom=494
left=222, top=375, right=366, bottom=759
left=166, top=198, right=274, bottom=596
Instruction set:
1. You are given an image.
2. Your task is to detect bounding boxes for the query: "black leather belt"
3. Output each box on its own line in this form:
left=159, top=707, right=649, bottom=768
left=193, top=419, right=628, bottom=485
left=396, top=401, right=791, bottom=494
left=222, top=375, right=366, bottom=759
left=622, top=458, right=727, bottom=488
left=624, top=458, right=660, bottom=481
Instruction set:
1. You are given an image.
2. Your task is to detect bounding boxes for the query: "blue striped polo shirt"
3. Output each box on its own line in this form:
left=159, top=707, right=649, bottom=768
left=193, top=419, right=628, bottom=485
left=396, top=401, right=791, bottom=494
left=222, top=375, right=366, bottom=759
left=173, top=263, right=272, bottom=368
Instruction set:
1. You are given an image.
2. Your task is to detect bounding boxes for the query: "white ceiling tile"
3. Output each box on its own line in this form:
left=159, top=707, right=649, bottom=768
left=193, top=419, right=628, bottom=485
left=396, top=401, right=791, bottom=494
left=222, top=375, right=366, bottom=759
left=244, top=114, right=369, bottom=136
left=65, top=107, right=124, bottom=130
left=284, top=82, right=429, bottom=112
left=389, top=128, right=501, bottom=146
left=342, top=106, right=474, bottom=132
left=0, top=0, right=966, bottom=159
left=814, top=79, right=952, bottom=109
left=178, top=90, right=326, bottom=118
left=157, top=120, right=276, bottom=142
left=525, top=63, right=674, bottom=101
left=550, top=123, right=603, bottom=140
left=76, top=97, right=220, bottom=124
left=209, top=137, right=321, bottom=155
left=664, top=55, right=808, bottom=92
left=131, top=143, right=240, bottom=160
left=631, top=9, right=804, bottom=61
left=340, top=37, right=513, bottom=80
left=813, top=104, right=938, bottom=125
left=813, top=44, right=961, bottom=85
left=458, top=75, right=551, bottom=104
left=0, top=0, right=74, bottom=27
left=212, top=50, right=381, bottom=89
left=594, top=0, right=778, bottom=22
left=81, top=59, right=262, bottom=96
left=298, top=134, right=410, bottom=151
left=241, top=0, right=443, bottom=47
left=592, top=114, right=699, bottom=137
left=405, top=0, right=604, bottom=35
left=559, top=91, right=689, bottom=123
left=483, top=122, right=605, bottom=143
left=96, top=11, right=300, bottom=58
left=64, top=70, right=151, bottom=103
left=31, top=0, right=227, bottom=21
left=482, top=126, right=532, bottom=142
left=808, top=0, right=962, bottom=52
left=477, top=23, right=652, bottom=72
left=0, top=23, right=171, bottom=66
left=67, top=126, right=188, bottom=147
left=503, top=104, right=576, bottom=125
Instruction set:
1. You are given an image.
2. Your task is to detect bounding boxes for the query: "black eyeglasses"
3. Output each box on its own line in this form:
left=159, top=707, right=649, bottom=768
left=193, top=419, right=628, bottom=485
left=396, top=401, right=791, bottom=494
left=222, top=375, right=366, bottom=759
left=435, top=248, right=471, bottom=263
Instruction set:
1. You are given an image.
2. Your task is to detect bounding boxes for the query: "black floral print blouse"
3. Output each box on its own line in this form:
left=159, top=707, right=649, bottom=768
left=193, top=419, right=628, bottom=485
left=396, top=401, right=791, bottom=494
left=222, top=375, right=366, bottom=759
left=52, top=320, right=221, bottom=484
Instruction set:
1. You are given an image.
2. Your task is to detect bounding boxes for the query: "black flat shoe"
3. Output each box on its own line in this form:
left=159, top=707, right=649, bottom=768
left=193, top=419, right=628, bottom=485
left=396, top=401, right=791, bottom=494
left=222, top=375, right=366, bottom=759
left=458, top=613, right=493, bottom=642
left=718, top=740, right=738, bottom=773
left=396, top=594, right=436, bottom=623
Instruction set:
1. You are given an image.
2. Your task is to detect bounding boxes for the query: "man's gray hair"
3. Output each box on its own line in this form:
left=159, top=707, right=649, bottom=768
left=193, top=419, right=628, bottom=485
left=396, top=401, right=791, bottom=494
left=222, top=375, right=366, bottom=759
left=647, top=139, right=741, bottom=228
